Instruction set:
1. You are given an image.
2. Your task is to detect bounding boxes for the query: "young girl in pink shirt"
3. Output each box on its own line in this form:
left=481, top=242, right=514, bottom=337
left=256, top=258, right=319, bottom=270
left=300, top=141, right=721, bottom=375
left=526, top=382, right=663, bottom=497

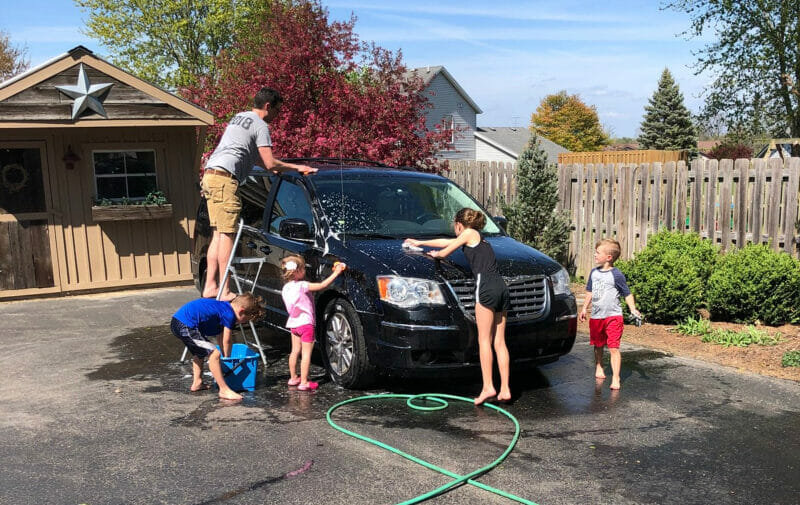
left=281, top=255, right=346, bottom=391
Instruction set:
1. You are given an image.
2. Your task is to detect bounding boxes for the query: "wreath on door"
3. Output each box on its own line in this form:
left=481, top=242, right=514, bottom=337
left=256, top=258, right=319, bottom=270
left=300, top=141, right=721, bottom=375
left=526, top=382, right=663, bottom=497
left=1, top=163, right=28, bottom=193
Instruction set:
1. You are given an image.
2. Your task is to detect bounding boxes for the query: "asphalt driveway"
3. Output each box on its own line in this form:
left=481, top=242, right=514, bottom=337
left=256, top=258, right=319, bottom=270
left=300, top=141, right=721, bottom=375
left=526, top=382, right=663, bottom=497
left=1, top=287, right=798, bottom=505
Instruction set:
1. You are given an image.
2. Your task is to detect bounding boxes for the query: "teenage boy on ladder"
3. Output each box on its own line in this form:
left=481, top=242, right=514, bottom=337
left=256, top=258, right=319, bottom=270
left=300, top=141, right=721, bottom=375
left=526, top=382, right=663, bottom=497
left=201, top=86, right=316, bottom=301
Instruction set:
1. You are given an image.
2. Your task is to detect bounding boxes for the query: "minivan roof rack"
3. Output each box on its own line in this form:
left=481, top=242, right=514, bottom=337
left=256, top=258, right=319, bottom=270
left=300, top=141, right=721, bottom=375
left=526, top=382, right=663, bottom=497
left=282, top=157, right=391, bottom=167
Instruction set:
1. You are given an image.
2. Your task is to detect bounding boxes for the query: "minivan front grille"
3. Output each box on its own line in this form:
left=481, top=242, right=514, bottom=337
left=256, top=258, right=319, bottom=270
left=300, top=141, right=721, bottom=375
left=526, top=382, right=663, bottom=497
left=446, top=275, right=549, bottom=322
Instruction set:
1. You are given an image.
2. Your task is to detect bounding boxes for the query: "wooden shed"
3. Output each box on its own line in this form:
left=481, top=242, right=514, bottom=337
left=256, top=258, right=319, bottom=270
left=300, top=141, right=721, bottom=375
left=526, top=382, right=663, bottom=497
left=0, top=46, right=214, bottom=300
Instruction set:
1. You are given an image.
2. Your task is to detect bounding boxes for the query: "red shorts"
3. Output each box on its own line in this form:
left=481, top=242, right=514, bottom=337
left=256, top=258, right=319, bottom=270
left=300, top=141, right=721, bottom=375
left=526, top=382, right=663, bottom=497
left=589, top=316, right=624, bottom=348
left=291, top=324, right=315, bottom=343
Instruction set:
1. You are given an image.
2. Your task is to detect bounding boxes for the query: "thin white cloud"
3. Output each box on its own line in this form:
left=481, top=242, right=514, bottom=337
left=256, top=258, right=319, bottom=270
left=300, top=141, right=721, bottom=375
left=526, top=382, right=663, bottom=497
left=327, top=0, right=625, bottom=23
left=11, top=26, right=91, bottom=44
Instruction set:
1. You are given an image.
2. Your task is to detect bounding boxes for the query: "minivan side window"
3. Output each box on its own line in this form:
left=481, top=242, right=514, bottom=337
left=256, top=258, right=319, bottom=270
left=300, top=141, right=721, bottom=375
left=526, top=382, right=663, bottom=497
left=239, top=175, right=273, bottom=229
left=269, top=180, right=315, bottom=236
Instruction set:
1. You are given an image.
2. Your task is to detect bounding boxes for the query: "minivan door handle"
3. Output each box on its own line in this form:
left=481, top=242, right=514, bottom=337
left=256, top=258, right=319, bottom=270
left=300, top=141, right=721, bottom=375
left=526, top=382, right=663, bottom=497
left=245, top=241, right=257, bottom=249
left=259, top=245, right=272, bottom=254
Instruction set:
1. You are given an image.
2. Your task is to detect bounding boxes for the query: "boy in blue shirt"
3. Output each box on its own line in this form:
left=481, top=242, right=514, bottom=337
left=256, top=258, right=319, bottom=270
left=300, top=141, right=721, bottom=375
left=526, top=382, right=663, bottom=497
left=171, top=293, right=265, bottom=400
left=579, top=239, right=641, bottom=390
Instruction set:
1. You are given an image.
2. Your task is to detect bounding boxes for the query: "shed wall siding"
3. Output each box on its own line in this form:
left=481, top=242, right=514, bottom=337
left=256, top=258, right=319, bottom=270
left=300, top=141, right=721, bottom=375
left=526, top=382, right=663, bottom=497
left=424, top=74, right=476, bottom=160
left=0, top=127, right=198, bottom=298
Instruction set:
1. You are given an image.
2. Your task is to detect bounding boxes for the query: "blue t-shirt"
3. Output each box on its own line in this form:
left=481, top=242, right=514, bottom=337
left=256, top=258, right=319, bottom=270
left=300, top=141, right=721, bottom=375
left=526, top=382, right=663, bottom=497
left=173, top=299, right=236, bottom=337
left=586, top=267, right=631, bottom=319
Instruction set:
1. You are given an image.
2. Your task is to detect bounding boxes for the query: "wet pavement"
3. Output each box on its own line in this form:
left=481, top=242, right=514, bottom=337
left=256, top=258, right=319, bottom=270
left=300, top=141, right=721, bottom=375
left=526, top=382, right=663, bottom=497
left=1, top=286, right=798, bottom=505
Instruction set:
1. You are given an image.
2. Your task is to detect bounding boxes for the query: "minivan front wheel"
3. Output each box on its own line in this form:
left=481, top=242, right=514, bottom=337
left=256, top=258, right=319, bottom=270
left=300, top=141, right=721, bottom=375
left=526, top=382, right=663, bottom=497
left=322, top=299, right=374, bottom=388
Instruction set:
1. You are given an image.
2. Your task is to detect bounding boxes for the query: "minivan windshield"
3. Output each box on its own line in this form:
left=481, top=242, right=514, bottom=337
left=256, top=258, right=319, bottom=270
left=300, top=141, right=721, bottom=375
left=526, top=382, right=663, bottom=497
left=312, top=174, right=501, bottom=238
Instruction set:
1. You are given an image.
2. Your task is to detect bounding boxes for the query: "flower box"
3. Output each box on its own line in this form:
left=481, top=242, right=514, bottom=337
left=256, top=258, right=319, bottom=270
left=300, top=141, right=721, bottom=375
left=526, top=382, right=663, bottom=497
left=91, top=204, right=173, bottom=222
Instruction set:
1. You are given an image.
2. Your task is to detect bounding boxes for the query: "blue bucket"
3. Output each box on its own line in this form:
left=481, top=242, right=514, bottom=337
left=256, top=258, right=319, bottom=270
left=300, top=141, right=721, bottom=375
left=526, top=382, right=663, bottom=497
left=215, top=343, right=259, bottom=391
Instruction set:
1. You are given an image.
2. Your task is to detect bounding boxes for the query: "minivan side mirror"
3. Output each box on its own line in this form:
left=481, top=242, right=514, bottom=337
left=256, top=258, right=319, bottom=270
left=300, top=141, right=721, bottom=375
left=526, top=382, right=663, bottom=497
left=493, top=216, right=508, bottom=232
left=279, top=218, right=311, bottom=240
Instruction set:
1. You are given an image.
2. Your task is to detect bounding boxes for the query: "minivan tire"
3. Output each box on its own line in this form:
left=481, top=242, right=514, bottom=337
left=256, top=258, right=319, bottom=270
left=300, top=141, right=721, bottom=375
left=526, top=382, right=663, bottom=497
left=321, top=299, right=374, bottom=388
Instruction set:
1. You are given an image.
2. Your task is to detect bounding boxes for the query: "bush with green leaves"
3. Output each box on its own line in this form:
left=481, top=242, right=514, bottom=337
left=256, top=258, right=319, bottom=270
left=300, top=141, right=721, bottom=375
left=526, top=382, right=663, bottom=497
left=616, top=231, right=718, bottom=324
left=707, top=244, right=800, bottom=325
left=782, top=350, right=800, bottom=368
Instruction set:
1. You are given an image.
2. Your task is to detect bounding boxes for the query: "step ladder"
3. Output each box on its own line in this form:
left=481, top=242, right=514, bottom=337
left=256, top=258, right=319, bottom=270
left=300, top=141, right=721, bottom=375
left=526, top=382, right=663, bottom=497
left=180, top=219, right=269, bottom=368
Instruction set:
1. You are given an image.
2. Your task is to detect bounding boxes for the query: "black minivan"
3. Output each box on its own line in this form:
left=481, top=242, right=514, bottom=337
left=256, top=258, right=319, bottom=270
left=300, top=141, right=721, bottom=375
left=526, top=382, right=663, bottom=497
left=192, top=159, right=577, bottom=388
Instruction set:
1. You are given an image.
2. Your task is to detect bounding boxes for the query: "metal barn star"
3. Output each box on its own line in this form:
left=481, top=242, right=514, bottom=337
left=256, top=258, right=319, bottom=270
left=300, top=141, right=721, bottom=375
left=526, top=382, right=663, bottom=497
left=56, top=64, right=114, bottom=120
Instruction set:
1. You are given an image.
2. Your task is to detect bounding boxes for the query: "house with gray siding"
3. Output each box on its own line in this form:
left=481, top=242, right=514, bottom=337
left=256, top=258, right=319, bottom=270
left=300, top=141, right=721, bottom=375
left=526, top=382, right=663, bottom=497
left=405, top=66, right=482, bottom=160
left=475, top=127, right=568, bottom=165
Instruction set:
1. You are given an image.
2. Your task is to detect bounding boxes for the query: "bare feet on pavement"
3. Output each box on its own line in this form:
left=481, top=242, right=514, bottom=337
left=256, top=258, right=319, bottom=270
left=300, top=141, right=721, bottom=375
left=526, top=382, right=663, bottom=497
left=474, top=388, right=497, bottom=405
left=595, top=365, right=606, bottom=379
left=219, top=389, right=243, bottom=401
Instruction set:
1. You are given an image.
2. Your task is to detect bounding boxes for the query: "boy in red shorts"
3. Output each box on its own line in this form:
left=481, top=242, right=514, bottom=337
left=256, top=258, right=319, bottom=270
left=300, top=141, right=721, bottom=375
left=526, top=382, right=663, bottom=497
left=579, top=239, right=642, bottom=390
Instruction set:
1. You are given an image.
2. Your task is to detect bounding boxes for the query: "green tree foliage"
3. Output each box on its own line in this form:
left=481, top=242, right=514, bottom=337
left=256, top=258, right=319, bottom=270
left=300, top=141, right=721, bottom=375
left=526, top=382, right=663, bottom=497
left=665, top=0, right=800, bottom=140
left=501, top=135, right=571, bottom=266
left=616, top=231, right=719, bottom=324
left=530, top=91, right=609, bottom=151
left=0, top=31, right=29, bottom=81
left=707, top=243, right=800, bottom=325
left=638, top=68, right=697, bottom=152
left=74, top=0, right=269, bottom=89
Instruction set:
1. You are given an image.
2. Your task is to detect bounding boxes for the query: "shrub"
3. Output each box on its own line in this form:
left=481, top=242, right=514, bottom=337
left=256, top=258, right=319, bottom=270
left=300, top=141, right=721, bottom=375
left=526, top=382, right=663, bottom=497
left=706, top=142, right=753, bottom=160
left=707, top=244, right=800, bottom=325
left=617, top=231, right=718, bottom=324
left=782, top=350, right=800, bottom=367
left=673, top=316, right=712, bottom=336
left=700, top=326, right=781, bottom=347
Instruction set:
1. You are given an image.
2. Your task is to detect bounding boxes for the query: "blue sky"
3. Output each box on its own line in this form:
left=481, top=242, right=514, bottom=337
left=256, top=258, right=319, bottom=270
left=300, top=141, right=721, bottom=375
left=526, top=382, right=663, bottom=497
left=1, top=0, right=711, bottom=138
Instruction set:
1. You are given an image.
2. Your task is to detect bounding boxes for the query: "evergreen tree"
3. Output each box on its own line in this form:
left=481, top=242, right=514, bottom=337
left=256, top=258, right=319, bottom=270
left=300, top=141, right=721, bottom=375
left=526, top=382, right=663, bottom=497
left=502, top=135, right=571, bottom=267
left=638, top=69, right=698, bottom=152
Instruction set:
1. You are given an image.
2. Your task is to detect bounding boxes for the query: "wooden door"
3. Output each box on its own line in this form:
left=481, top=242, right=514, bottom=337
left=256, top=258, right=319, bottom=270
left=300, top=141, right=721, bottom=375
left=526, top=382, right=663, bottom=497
left=0, top=143, right=58, bottom=294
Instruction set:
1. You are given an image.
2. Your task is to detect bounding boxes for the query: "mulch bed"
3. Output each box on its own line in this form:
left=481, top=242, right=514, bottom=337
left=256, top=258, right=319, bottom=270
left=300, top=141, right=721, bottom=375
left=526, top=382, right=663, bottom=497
left=571, top=283, right=800, bottom=382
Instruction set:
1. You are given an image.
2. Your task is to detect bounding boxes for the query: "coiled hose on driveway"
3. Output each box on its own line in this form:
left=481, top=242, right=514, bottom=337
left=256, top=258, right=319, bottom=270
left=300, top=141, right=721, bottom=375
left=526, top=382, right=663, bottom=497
left=326, top=393, right=538, bottom=505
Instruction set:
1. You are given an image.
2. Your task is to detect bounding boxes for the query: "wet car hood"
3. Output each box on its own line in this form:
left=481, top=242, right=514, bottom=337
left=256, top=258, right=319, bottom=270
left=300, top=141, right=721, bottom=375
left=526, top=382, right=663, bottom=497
left=336, top=237, right=561, bottom=281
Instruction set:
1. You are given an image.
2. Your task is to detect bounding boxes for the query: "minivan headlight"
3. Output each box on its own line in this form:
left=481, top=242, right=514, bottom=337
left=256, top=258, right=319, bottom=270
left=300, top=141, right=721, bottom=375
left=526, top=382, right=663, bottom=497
left=376, top=276, right=446, bottom=307
left=549, top=267, right=571, bottom=296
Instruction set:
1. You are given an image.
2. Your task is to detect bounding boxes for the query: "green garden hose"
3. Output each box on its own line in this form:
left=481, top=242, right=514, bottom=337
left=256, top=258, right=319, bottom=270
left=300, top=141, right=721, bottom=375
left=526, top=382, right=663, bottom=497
left=326, top=393, right=538, bottom=505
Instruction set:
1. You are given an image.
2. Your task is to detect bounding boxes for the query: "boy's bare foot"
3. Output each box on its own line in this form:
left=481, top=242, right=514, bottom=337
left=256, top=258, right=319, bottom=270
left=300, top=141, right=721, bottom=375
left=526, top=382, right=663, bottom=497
left=497, top=390, right=512, bottom=402
left=219, top=389, right=243, bottom=400
left=190, top=380, right=210, bottom=391
left=610, top=380, right=621, bottom=390
left=474, top=388, right=497, bottom=406
left=595, top=366, right=606, bottom=379
left=202, top=286, right=219, bottom=298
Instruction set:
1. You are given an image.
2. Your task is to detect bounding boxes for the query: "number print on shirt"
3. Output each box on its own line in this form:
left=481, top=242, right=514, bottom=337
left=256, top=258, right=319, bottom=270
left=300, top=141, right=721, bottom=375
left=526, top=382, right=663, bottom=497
left=229, top=114, right=253, bottom=130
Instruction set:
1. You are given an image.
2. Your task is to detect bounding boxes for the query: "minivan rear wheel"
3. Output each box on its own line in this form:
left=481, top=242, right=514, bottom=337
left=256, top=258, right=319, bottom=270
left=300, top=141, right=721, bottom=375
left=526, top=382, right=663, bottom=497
left=321, top=299, right=374, bottom=388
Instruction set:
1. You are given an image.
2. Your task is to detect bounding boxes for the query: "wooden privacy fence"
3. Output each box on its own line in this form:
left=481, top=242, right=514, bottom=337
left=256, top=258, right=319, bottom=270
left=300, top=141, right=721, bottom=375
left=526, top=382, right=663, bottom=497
left=558, top=150, right=688, bottom=165
left=447, top=160, right=517, bottom=215
left=558, top=157, right=800, bottom=278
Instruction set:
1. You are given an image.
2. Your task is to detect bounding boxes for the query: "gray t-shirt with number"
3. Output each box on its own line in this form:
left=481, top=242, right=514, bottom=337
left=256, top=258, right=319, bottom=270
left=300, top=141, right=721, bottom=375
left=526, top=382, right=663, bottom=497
left=205, top=111, right=272, bottom=182
left=586, top=267, right=631, bottom=319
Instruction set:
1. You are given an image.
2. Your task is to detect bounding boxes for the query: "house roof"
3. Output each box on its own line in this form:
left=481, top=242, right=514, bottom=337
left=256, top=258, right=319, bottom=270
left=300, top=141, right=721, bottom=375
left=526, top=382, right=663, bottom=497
left=404, top=65, right=483, bottom=114
left=475, top=127, right=568, bottom=162
left=0, top=46, right=214, bottom=127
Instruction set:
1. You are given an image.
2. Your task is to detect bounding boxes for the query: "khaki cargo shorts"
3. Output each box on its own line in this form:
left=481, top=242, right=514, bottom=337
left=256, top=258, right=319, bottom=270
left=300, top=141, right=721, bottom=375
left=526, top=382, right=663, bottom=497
left=201, top=172, right=241, bottom=234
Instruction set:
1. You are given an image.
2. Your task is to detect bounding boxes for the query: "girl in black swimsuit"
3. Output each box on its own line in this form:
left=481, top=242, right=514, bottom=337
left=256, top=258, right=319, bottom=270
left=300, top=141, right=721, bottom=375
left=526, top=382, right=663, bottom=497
left=404, top=208, right=511, bottom=405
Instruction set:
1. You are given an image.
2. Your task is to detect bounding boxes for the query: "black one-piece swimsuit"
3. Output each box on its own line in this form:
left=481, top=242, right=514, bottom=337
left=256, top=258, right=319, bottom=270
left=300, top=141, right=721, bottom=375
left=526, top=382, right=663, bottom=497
left=462, top=239, right=510, bottom=312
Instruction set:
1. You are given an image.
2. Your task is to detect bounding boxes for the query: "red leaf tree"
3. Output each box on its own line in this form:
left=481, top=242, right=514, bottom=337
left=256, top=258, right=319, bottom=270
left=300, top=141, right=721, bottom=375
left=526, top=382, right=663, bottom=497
left=183, top=0, right=451, bottom=169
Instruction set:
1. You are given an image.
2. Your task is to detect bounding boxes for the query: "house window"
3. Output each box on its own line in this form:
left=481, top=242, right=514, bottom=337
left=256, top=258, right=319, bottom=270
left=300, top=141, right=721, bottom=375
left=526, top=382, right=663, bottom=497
left=93, top=150, right=157, bottom=201
left=443, top=115, right=456, bottom=147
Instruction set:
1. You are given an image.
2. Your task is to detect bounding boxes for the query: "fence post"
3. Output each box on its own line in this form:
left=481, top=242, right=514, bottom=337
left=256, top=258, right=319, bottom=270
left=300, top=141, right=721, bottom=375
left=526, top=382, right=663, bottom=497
left=719, top=159, right=733, bottom=251
left=752, top=158, right=766, bottom=244
left=784, top=158, right=799, bottom=255
left=734, top=158, right=749, bottom=248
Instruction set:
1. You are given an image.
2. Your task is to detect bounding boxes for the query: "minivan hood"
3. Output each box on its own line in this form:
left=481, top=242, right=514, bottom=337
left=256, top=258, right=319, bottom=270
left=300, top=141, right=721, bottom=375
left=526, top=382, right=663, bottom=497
left=338, top=237, right=561, bottom=281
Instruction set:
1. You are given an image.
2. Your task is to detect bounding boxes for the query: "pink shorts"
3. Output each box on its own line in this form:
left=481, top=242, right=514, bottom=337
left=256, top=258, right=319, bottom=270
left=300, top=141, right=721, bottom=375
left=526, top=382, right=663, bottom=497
left=589, top=316, right=623, bottom=348
left=291, top=324, right=315, bottom=343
